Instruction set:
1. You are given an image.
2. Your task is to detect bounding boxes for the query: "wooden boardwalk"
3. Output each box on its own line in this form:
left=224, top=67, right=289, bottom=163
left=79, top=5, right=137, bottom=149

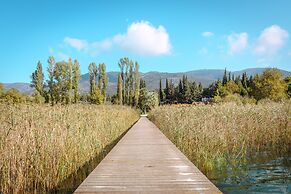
left=74, top=117, right=221, bottom=194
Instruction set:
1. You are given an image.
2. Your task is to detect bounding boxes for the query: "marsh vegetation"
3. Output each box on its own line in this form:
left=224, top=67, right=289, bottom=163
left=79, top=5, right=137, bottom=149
left=0, top=104, right=139, bottom=193
left=149, top=101, right=291, bottom=192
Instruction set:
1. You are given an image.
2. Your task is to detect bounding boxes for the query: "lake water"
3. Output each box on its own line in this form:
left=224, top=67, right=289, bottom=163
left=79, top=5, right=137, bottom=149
left=209, top=151, right=291, bottom=193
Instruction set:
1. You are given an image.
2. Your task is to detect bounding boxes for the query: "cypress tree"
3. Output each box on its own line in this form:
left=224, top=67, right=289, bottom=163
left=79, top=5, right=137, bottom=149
left=159, top=79, right=165, bottom=104
left=242, top=72, right=248, bottom=89
left=222, top=68, right=228, bottom=85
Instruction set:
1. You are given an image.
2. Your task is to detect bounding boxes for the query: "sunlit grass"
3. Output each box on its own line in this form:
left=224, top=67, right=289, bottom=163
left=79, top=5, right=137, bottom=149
left=149, top=101, right=291, bottom=173
left=0, top=103, right=139, bottom=193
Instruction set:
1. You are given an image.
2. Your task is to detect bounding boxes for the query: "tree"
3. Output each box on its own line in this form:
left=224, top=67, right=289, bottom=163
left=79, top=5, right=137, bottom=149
left=164, top=78, right=169, bottom=103
left=47, top=56, right=56, bottom=105
left=0, top=83, right=3, bottom=97
left=222, top=68, right=228, bottom=85
left=31, top=61, right=44, bottom=96
left=53, top=61, right=72, bottom=104
left=3, top=88, right=26, bottom=103
left=224, top=80, right=240, bottom=94
left=284, top=76, right=291, bottom=98
left=117, top=73, right=123, bottom=105
left=134, top=62, right=140, bottom=107
left=88, top=62, right=103, bottom=104
left=31, top=61, right=45, bottom=103
left=89, top=62, right=97, bottom=95
left=73, top=59, right=81, bottom=103
left=182, top=75, right=191, bottom=103
left=251, top=69, right=287, bottom=101
left=128, top=60, right=134, bottom=106
left=241, top=72, right=248, bottom=89
left=159, top=79, right=165, bottom=104
left=98, top=63, right=108, bottom=101
left=67, top=58, right=73, bottom=104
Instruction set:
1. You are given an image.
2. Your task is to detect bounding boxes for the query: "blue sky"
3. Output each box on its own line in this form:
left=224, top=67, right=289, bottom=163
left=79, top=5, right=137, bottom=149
left=1, top=0, right=291, bottom=83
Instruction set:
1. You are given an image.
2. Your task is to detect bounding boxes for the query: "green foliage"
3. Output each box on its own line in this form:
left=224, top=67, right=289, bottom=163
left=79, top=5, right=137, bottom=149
left=116, top=57, right=140, bottom=107
left=47, top=56, right=56, bottom=105
left=1, top=88, right=27, bottom=103
left=73, top=59, right=81, bottom=103
left=284, top=76, right=291, bottom=98
left=88, top=88, right=104, bottom=104
left=0, top=83, right=3, bottom=97
left=138, top=89, right=158, bottom=113
left=251, top=69, right=287, bottom=101
left=98, top=63, right=108, bottom=100
left=31, top=61, right=44, bottom=97
left=134, top=62, right=140, bottom=107
left=117, top=73, right=123, bottom=105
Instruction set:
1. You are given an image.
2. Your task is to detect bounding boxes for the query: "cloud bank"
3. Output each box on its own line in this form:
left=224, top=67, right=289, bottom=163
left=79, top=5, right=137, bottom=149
left=253, top=25, right=288, bottom=55
left=63, top=21, right=172, bottom=56
left=227, top=32, right=248, bottom=54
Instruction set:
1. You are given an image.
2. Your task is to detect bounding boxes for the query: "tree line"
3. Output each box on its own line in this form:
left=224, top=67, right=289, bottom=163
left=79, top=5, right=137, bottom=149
left=30, top=56, right=108, bottom=105
left=158, top=76, right=203, bottom=104
left=203, top=68, right=290, bottom=102
left=156, top=68, right=290, bottom=104
left=1, top=60, right=290, bottom=106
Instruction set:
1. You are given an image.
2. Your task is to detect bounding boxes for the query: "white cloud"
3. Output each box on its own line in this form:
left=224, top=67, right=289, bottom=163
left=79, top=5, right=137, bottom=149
left=227, top=32, right=248, bottom=54
left=202, top=31, right=214, bottom=37
left=63, top=21, right=171, bottom=56
left=253, top=25, right=288, bottom=55
left=288, top=51, right=291, bottom=56
left=113, top=21, right=171, bottom=55
left=64, top=37, right=88, bottom=51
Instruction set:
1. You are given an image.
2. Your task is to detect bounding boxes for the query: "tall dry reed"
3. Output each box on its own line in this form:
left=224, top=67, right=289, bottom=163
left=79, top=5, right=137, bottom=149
left=149, top=102, right=290, bottom=173
left=0, top=103, right=139, bottom=193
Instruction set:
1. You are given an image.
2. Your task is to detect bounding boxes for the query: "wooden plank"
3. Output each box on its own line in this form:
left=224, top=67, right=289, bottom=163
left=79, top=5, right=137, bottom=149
left=74, top=116, right=221, bottom=194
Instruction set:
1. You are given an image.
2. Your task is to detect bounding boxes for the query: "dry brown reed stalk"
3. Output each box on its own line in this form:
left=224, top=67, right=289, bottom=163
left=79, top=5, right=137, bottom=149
left=149, top=101, right=291, bottom=173
left=0, top=103, right=139, bottom=193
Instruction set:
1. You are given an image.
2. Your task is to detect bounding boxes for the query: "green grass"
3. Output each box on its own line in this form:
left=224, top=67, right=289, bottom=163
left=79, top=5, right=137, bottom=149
left=0, top=103, right=139, bottom=193
left=149, top=101, right=291, bottom=174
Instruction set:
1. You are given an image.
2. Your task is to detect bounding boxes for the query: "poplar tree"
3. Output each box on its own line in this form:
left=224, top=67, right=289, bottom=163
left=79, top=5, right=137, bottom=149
left=134, top=62, right=140, bottom=107
left=31, top=61, right=44, bottom=95
left=67, top=58, right=73, bottom=104
left=124, top=62, right=129, bottom=105
left=129, top=60, right=134, bottom=106
left=73, top=59, right=81, bottom=103
left=88, top=62, right=103, bottom=104
left=117, top=72, right=123, bottom=105
left=47, top=56, right=56, bottom=105
left=89, top=62, right=97, bottom=94
left=98, top=63, right=108, bottom=101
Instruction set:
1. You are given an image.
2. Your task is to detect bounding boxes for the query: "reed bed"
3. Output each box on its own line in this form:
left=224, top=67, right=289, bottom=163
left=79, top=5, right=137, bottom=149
left=149, top=102, right=291, bottom=173
left=0, top=103, right=139, bottom=193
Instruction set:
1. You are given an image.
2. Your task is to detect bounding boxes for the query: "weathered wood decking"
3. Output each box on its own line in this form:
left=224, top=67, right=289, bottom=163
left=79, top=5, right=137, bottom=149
left=74, top=117, right=221, bottom=193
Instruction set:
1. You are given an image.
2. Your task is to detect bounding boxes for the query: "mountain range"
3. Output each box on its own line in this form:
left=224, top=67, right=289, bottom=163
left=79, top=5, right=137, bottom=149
left=3, top=68, right=291, bottom=96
